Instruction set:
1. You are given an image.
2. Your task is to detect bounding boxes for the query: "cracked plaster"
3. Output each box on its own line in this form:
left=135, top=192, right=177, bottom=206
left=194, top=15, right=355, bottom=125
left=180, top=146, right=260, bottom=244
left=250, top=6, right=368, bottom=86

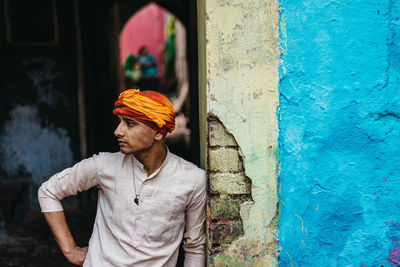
left=203, top=0, right=280, bottom=265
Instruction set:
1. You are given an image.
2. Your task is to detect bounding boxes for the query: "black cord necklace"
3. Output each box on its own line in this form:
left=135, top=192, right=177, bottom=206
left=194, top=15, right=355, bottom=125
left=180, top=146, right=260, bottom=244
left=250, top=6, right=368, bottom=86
left=132, top=157, right=140, bottom=205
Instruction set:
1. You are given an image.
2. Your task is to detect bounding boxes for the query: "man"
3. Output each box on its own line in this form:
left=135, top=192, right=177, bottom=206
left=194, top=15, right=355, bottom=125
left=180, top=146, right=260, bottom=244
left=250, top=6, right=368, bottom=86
left=38, top=89, right=206, bottom=266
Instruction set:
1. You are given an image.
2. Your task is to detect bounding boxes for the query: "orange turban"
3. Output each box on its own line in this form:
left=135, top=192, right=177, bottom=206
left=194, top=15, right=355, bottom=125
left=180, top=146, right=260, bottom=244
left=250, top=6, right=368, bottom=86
left=113, top=89, right=175, bottom=135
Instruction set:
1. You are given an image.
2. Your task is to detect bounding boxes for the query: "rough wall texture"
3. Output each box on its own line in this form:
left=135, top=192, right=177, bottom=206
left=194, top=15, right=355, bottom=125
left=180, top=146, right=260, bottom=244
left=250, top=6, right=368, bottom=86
left=203, top=0, right=280, bottom=265
left=207, top=116, right=252, bottom=254
left=0, top=59, right=75, bottom=189
left=279, top=1, right=400, bottom=266
left=0, top=1, right=80, bottom=219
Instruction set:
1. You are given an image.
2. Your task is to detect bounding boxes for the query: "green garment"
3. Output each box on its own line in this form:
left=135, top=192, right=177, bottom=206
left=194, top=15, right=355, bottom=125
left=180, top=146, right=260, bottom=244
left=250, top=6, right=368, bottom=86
left=125, top=69, right=142, bottom=83
left=124, top=54, right=141, bottom=83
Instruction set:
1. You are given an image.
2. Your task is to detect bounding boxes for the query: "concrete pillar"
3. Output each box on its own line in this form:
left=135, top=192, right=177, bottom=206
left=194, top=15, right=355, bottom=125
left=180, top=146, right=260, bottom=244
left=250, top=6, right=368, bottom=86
left=197, top=0, right=280, bottom=265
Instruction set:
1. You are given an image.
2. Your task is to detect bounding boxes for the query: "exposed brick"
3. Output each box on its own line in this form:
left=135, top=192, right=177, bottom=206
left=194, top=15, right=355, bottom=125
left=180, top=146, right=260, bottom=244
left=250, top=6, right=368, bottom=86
left=209, top=173, right=251, bottom=194
left=209, top=119, right=237, bottom=147
left=209, top=219, right=244, bottom=245
left=209, top=197, right=241, bottom=219
left=208, top=147, right=240, bottom=172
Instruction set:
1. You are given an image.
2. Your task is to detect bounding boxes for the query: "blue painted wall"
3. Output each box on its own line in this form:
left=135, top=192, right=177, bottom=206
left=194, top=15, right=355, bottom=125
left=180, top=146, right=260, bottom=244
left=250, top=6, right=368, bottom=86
left=279, top=1, right=400, bottom=266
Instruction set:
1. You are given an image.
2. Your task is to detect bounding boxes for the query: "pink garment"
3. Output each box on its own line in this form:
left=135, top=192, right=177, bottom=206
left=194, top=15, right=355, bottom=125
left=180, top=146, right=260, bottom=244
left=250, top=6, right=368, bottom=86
left=38, top=150, right=206, bottom=267
left=119, top=3, right=167, bottom=76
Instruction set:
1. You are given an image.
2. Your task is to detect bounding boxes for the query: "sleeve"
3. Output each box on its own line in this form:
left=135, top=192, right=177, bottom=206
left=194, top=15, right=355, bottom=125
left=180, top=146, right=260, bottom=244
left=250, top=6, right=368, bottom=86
left=183, top=170, right=207, bottom=267
left=38, top=155, right=99, bottom=213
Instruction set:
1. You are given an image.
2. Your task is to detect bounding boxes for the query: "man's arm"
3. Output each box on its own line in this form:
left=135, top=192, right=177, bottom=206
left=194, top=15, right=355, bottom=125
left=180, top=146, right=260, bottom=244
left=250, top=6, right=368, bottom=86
left=183, top=171, right=207, bottom=267
left=38, top=156, right=99, bottom=265
left=43, top=211, right=88, bottom=266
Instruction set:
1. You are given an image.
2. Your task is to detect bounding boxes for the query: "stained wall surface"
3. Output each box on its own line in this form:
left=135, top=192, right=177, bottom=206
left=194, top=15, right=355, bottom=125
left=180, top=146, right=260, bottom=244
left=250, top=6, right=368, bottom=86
left=0, top=1, right=80, bottom=204
left=279, top=1, right=400, bottom=266
left=200, top=0, right=280, bottom=265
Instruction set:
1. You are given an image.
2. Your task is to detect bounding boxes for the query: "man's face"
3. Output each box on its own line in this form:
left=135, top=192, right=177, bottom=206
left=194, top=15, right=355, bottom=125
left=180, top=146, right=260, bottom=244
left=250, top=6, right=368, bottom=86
left=114, top=115, right=159, bottom=155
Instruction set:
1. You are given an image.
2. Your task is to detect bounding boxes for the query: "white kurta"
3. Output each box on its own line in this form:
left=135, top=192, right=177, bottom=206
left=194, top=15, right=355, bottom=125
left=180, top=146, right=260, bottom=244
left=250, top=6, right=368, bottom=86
left=38, top=150, right=206, bottom=267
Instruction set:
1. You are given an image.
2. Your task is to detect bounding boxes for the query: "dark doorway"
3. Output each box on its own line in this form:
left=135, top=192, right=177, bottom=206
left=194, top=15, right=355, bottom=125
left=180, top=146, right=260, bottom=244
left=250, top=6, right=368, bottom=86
left=116, top=2, right=199, bottom=266
left=119, top=2, right=197, bottom=163
left=79, top=0, right=200, bottom=165
left=0, top=0, right=199, bottom=265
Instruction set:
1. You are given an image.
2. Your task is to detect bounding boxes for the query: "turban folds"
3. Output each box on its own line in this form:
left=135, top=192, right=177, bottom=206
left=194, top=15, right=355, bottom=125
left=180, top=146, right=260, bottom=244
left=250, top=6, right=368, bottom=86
left=113, top=89, right=175, bottom=135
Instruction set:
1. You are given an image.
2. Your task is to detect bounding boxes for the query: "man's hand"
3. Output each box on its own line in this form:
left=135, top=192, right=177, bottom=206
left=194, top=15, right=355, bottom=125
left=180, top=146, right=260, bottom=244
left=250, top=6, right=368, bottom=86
left=43, top=211, right=87, bottom=266
left=64, top=246, right=88, bottom=266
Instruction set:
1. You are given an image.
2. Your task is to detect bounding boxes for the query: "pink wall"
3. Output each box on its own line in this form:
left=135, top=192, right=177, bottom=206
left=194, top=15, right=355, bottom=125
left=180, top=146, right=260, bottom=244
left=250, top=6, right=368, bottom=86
left=119, top=3, right=167, bottom=76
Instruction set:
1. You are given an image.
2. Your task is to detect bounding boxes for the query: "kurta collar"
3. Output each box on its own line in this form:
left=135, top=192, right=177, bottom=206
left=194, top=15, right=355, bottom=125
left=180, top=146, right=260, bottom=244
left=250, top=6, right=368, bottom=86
left=131, top=146, right=171, bottom=180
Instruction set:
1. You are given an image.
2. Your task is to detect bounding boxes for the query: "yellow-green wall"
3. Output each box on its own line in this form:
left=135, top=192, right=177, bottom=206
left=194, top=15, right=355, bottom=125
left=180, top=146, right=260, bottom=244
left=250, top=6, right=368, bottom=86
left=198, top=0, right=280, bottom=265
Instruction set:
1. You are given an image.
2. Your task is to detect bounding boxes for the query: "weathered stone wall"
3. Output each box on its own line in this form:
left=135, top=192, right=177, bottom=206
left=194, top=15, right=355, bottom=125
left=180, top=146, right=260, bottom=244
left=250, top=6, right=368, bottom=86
left=0, top=1, right=80, bottom=206
left=207, top=116, right=252, bottom=253
left=0, top=2, right=84, bottom=244
left=199, top=0, right=280, bottom=265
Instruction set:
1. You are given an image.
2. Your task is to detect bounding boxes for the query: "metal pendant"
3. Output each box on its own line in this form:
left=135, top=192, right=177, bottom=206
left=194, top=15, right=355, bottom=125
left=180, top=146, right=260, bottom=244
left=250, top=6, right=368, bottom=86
left=134, top=197, right=139, bottom=205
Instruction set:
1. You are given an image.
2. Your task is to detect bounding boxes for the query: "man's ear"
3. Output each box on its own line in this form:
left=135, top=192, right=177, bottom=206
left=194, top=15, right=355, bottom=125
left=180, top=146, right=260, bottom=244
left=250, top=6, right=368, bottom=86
left=154, top=132, right=164, bottom=141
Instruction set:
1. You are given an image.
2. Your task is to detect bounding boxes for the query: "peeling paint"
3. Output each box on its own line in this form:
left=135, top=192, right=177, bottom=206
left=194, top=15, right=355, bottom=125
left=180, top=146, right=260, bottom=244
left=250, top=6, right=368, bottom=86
left=203, top=0, right=280, bottom=265
left=388, top=244, right=400, bottom=267
left=207, top=115, right=253, bottom=254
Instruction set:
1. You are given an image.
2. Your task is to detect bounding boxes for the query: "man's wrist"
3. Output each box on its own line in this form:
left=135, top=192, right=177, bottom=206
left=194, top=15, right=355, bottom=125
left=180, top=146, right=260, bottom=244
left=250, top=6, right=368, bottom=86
left=61, top=243, right=78, bottom=256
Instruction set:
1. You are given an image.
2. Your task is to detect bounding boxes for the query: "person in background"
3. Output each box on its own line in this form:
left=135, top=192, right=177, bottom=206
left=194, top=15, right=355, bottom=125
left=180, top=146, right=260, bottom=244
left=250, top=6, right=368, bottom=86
left=124, top=54, right=142, bottom=86
left=137, top=46, right=158, bottom=77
